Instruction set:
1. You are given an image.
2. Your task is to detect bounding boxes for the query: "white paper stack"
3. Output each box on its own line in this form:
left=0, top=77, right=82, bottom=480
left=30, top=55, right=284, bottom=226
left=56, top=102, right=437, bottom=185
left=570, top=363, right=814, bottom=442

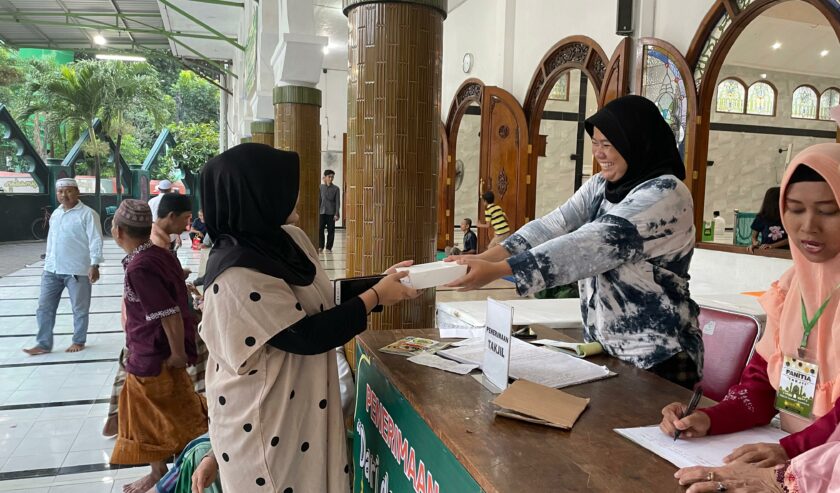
left=397, top=261, right=468, bottom=289
left=615, top=425, right=788, bottom=468
left=438, top=336, right=613, bottom=389
left=436, top=299, right=584, bottom=339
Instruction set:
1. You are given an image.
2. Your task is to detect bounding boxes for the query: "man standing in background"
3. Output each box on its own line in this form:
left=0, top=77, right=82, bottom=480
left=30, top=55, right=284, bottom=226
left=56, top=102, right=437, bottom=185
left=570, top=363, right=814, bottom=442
left=147, top=179, right=173, bottom=222
left=318, top=169, right=340, bottom=254
left=25, top=178, right=103, bottom=355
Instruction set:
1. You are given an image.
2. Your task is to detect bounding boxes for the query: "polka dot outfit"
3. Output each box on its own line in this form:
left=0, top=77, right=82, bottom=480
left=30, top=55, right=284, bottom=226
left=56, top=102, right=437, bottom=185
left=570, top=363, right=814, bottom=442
left=202, top=226, right=349, bottom=492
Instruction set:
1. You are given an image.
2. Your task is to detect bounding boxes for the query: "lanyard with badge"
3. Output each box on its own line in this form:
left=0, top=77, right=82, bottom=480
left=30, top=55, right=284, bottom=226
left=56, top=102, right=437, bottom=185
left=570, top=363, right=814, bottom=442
left=775, top=290, right=837, bottom=418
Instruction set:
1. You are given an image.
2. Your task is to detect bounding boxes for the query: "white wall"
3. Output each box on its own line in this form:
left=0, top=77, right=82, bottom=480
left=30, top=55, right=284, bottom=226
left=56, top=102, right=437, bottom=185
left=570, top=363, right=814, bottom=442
left=651, top=0, right=716, bottom=56
left=704, top=64, right=837, bottom=221
left=510, top=0, right=624, bottom=103
left=442, top=0, right=506, bottom=119
left=318, top=68, right=348, bottom=226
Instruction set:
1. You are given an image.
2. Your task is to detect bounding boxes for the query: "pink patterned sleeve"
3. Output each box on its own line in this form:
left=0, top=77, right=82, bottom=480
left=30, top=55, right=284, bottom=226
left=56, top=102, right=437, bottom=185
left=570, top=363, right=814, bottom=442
left=699, top=353, right=780, bottom=435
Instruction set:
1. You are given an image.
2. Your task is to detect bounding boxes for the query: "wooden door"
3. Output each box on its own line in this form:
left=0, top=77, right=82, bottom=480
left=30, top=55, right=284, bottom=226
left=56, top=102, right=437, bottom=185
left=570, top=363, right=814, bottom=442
left=479, top=87, right=529, bottom=252
left=436, top=122, right=451, bottom=250
left=595, top=38, right=633, bottom=174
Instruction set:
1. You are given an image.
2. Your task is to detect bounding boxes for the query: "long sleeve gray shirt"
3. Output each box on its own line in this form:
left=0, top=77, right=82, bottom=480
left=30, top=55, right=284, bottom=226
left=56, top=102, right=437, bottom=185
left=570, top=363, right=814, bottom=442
left=319, top=184, right=340, bottom=215
left=502, top=174, right=703, bottom=372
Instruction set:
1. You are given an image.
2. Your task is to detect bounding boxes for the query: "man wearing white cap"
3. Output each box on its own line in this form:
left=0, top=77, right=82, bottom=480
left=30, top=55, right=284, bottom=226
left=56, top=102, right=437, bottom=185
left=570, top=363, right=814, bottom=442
left=147, top=179, right=172, bottom=223
left=24, top=178, right=103, bottom=355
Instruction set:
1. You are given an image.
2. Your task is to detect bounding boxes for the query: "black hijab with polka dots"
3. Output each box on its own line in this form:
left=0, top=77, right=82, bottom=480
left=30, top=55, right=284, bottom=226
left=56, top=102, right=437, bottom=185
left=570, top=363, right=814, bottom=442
left=201, top=143, right=316, bottom=287
left=584, top=95, right=686, bottom=204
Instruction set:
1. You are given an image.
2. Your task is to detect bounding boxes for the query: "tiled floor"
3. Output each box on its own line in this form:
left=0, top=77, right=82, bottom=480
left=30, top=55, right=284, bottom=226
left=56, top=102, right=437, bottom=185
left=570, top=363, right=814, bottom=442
left=0, top=229, right=518, bottom=491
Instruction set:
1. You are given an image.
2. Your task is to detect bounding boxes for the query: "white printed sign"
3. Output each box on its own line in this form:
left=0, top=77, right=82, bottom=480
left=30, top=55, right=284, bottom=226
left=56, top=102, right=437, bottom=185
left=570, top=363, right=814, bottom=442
left=482, top=298, right=513, bottom=392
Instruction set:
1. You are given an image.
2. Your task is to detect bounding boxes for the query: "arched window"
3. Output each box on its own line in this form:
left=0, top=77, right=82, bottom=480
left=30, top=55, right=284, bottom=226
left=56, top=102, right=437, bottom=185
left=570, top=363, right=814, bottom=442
left=746, top=81, right=775, bottom=116
left=819, top=88, right=840, bottom=121
left=716, top=78, right=746, bottom=113
left=791, top=85, right=818, bottom=119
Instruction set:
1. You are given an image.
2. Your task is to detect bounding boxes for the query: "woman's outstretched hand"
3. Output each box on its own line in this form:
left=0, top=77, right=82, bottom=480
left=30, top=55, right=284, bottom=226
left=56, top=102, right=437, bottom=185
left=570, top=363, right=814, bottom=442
left=384, top=260, right=413, bottom=274
left=359, top=271, right=421, bottom=312
left=445, top=258, right=512, bottom=292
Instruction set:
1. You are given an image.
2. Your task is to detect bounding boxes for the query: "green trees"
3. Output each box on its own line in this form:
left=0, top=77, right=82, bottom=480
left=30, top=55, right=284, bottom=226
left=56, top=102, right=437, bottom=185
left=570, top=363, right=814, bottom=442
left=162, top=122, right=219, bottom=180
left=40, top=62, right=110, bottom=210
left=100, top=62, right=169, bottom=200
left=1, top=49, right=221, bottom=199
left=171, top=70, right=220, bottom=125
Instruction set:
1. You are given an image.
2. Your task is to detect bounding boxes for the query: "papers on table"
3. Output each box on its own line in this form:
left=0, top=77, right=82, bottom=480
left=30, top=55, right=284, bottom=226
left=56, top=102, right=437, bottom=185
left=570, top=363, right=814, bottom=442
left=407, top=353, right=479, bottom=375
left=438, top=335, right=613, bottom=389
left=614, top=425, right=789, bottom=468
left=533, top=339, right=604, bottom=358
left=436, top=299, right=583, bottom=339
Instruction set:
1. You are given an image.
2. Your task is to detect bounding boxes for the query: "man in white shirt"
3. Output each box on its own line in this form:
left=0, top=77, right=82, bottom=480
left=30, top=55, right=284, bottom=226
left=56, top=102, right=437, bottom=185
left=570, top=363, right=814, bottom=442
left=147, top=179, right=172, bottom=222
left=24, top=178, right=103, bottom=355
left=148, top=179, right=183, bottom=249
left=713, top=210, right=726, bottom=241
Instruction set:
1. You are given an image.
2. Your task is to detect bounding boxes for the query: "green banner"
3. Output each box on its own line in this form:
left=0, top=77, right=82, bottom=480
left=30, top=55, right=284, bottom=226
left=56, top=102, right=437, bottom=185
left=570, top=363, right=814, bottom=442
left=353, top=343, right=483, bottom=493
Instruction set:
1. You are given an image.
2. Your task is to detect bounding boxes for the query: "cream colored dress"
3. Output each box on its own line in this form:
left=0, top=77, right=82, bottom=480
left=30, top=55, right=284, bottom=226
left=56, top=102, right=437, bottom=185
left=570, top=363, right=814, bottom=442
left=201, top=226, right=349, bottom=493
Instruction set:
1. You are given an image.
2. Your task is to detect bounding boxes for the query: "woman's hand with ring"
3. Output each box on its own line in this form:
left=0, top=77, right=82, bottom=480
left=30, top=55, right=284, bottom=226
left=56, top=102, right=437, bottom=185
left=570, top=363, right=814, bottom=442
left=674, top=463, right=782, bottom=492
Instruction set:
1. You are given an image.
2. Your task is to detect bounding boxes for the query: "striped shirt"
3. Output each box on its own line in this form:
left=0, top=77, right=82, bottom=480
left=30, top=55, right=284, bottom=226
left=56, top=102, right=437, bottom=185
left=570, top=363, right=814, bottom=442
left=485, top=204, right=510, bottom=235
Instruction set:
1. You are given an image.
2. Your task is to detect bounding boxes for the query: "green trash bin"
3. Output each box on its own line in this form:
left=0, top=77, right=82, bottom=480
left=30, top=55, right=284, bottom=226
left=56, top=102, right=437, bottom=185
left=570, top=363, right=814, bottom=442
left=734, top=212, right=757, bottom=246
left=701, top=221, right=714, bottom=242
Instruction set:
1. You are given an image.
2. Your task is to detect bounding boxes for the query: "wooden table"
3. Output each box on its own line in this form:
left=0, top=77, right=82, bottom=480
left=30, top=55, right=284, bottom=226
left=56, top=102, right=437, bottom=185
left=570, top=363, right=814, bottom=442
left=353, top=329, right=699, bottom=493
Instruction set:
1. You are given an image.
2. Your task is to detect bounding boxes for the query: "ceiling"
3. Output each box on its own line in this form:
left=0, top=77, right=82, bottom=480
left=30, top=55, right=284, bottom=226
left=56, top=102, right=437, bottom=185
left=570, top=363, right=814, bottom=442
left=157, top=0, right=239, bottom=61
left=724, top=1, right=840, bottom=78
left=0, top=0, right=170, bottom=51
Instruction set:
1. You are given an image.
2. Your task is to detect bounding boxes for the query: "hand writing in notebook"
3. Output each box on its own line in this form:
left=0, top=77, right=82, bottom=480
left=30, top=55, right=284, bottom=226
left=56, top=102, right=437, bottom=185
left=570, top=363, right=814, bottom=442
left=660, top=401, right=711, bottom=439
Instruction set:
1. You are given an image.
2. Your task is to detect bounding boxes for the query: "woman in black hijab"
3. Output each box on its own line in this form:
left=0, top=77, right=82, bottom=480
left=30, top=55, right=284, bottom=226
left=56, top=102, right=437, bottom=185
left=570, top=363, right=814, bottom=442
left=447, top=95, right=703, bottom=389
left=199, top=144, right=418, bottom=493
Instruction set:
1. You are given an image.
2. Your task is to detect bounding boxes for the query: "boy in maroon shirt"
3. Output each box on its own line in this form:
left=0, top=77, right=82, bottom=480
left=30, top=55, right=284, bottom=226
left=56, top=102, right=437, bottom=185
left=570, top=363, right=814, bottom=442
left=108, top=199, right=207, bottom=493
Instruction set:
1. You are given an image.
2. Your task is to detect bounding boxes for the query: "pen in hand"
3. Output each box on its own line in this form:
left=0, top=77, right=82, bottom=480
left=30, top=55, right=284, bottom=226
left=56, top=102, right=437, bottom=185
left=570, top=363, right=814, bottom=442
left=674, top=386, right=703, bottom=441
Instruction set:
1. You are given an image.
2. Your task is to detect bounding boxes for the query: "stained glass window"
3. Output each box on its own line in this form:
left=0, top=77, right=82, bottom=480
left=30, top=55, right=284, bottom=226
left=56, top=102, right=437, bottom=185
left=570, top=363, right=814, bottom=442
left=694, top=12, right=732, bottom=91
left=642, top=46, right=688, bottom=157
left=716, top=79, right=746, bottom=113
left=547, top=72, right=570, bottom=101
left=746, top=81, right=775, bottom=116
left=819, top=88, right=840, bottom=120
left=736, top=0, right=755, bottom=11
left=792, top=86, right=818, bottom=119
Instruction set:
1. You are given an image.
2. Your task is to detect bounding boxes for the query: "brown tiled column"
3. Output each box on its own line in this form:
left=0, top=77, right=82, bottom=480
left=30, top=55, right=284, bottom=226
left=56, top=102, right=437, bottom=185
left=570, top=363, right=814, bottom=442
left=250, top=119, right=274, bottom=147
left=344, top=0, right=445, bottom=330
left=274, top=86, right=321, bottom=247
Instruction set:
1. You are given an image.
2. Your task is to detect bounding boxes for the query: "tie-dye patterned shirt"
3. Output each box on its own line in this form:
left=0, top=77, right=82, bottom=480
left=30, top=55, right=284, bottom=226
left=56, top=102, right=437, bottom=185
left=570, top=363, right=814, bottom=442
left=503, top=174, right=703, bottom=372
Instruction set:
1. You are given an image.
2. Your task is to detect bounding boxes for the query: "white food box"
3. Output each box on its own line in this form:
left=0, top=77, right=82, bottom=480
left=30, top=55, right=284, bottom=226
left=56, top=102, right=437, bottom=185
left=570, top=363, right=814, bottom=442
left=396, top=261, right=468, bottom=289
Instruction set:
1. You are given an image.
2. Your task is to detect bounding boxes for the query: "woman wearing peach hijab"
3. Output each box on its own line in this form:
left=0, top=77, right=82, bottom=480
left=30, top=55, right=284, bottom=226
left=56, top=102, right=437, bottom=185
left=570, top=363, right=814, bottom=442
left=659, top=143, right=840, bottom=469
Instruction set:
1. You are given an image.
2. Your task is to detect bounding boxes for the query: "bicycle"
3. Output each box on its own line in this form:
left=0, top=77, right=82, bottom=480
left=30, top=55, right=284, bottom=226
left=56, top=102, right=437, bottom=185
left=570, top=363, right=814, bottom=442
left=31, top=205, right=52, bottom=240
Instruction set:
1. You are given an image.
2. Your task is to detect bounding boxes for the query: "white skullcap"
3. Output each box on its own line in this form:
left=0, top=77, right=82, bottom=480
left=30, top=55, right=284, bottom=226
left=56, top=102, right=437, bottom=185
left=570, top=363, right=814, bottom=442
left=157, top=179, right=173, bottom=191
left=56, top=178, right=78, bottom=189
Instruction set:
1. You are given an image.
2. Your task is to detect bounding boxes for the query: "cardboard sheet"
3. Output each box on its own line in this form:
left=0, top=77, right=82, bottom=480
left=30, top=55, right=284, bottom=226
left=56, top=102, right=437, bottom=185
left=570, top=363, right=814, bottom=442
left=493, top=380, right=590, bottom=429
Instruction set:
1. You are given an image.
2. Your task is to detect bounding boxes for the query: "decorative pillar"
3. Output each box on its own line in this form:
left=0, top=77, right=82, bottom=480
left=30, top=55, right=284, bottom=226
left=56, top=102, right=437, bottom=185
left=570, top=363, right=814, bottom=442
left=250, top=119, right=275, bottom=147
left=274, top=85, right=321, bottom=247
left=344, top=0, right=445, bottom=330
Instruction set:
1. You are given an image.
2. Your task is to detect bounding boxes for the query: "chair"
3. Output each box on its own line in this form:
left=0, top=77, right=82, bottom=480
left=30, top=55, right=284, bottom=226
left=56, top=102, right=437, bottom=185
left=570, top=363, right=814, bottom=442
left=696, top=305, right=763, bottom=402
